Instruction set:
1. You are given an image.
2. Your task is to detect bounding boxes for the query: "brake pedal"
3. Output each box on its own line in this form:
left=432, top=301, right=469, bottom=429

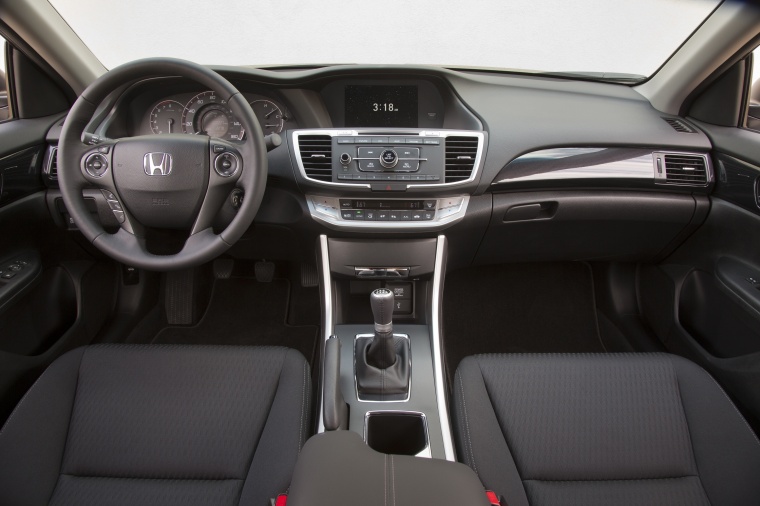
left=255, top=260, right=275, bottom=283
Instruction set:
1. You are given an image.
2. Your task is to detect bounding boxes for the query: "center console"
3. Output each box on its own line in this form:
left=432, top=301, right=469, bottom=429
left=295, top=78, right=486, bottom=496
left=317, top=234, right=454, bottom=461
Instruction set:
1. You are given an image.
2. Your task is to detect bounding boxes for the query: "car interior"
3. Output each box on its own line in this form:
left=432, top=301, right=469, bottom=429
left=1, top=0, right=760, bottom=505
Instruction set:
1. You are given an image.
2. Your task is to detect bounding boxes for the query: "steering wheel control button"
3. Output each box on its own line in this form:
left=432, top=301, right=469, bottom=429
left=230, top=188, right=244, bottom=209
left=214, top=152, right=240, bottom=177
left=380, top=149, right=399, bottom=168
left=84, top=153, right=109, bottom=178
left=99, top=189, right=125, bottom=223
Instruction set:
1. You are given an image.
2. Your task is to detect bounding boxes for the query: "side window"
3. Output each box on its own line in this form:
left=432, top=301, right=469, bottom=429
left=747, top=47, right=760, bottom=131
left=0, top=36, right=8, bottom=121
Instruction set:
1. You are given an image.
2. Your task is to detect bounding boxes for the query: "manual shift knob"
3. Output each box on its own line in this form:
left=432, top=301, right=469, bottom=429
left=370, top=288, right=394, bottom=335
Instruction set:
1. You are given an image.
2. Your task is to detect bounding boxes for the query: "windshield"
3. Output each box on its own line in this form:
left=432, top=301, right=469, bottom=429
left=50, top=0, right=720, bottom=81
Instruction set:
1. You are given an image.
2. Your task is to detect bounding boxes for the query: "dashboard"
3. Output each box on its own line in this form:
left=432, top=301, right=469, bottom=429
left=79, top=65, right=716, bottom=259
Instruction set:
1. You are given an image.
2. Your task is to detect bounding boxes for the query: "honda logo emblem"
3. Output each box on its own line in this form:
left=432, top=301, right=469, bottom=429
left=144, top=152, right=173, bottom=176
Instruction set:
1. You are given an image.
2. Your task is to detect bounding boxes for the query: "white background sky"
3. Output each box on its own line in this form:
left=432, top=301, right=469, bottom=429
left=47, top=0, right=719, bottom=77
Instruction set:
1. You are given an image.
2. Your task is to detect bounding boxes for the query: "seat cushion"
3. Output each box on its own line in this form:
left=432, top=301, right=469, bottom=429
left=0, top=345, right=310, bottom=506
left=452, top=353, right=760, bottom=506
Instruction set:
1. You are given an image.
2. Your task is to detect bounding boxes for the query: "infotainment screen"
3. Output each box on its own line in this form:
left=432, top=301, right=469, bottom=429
left=344, top=85, right=418, bottom=128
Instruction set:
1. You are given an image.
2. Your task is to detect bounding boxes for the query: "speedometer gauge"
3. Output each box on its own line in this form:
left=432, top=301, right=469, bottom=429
left=250, top=99, right=284, bottom=134
left=149, top=100, right=184, bottom=134
left=181, top=91, right=245, bottom=141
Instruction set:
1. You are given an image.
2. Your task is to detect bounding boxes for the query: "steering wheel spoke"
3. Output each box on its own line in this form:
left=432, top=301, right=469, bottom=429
left=190, top=140, right=243, bottom=234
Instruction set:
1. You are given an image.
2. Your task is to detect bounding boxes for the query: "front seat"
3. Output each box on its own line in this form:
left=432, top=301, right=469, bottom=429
left=0, top=345, right=310, bottom=506
left=452, top=353, right=760, bottom=505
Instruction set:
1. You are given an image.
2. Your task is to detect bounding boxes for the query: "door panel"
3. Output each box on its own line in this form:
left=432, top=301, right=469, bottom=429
left=640, top=120, right=760, bottom=430
left=0, top=114, right=118, bottom=423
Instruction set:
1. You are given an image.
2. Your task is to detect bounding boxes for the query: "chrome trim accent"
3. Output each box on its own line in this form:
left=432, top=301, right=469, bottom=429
left=364, top=410, right=431, bottom=459
left=494, top=148, right=654, bottom=184
left=45, top=147, right=58, bottom=180
left=316, top=235, right=333, bottom=434
left=291, top=129, right=485, bottom=189
left=652, top=151, right=712, bottom=187
left=374, top=323, right=393, bottom=334
left=306, top=195, right=469, bottom=231
left=354, top=333, right=411, bottom=403
left=143, top=152, right=173, bottom=176
left=432, top=235, right=455, bottom=461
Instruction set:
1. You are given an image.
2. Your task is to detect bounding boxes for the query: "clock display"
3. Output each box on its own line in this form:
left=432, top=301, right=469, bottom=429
left=345, top=85, right=418, bottom=127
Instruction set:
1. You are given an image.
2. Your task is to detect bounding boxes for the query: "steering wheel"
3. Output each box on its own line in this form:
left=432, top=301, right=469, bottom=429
left=58, top=58, right=267, bottom=271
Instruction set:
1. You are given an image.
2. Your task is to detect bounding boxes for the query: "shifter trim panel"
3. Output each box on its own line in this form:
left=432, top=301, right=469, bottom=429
left=354, top=333, right=411, bottom=403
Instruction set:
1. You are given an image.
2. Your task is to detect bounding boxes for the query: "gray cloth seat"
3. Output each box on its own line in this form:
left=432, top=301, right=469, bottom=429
left=452, top=353, right=760, bottom=506
left=0, top=345, right=310, bottom=506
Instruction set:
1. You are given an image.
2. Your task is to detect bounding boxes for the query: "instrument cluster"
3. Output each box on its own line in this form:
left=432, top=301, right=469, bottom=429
left=143, top=91, right=292, bottom=141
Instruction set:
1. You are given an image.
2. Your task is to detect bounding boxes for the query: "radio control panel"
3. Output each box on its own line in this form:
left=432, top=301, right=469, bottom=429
left=333, top=136, right=444, bottom=183
left=292, top=129, right=485, bottom=190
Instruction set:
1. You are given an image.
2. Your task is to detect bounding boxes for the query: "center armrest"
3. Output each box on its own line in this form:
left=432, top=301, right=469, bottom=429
left=288, top=431, right=488, bottom=506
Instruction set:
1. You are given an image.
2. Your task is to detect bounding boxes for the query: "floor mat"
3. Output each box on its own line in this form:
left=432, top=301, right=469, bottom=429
left=153, top=277, right=319, bottom=365
left=443, top=263, right=606, bottom=384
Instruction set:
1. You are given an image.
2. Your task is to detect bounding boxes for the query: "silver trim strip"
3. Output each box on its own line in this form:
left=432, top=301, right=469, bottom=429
left=292, top=129, right=485, bottom=189
left=364, top=410, right=431, bottom=459
left=495, top=148, right=654, bottom=184
left=316, top=235, right=333, bottom=434
left=432, top=235, right=455, bottom=461
left=354, top=333, right=411, bottom=403
left=306, top=195, right=469, bottom=231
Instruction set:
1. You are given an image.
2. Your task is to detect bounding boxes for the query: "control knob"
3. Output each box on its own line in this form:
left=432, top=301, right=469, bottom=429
left=379, top=149, right=398, bottom=169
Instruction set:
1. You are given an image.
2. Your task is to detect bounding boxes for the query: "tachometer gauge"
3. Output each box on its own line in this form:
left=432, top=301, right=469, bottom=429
left=181, top=91, right=245, bottom=141
left=149, top=100, right=184, bottom=134
left=250, top=99, right=285, bottom=134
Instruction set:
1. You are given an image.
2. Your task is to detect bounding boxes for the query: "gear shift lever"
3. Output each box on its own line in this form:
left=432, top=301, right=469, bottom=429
left=354, top=287, right=411, bottom=400
left=367, top=288, right=397, bottom=368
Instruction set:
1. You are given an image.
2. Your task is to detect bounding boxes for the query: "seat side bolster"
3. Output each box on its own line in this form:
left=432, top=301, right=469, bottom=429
left=238, top=348, right=311, bottom=506
left=671, top=355, right=760, bottom=506
left=0, top=347, right=87, bottom=506
left=452, top=356, right=529, bottom=506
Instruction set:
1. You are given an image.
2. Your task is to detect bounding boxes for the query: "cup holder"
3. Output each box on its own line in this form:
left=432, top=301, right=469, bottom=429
left=365, top=411, right=429, bottom=456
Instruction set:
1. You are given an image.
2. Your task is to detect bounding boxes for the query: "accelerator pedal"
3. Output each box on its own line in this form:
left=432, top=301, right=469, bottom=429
left=301, top=262, right=319, bottom=288
left=165, top=269, right=195, bottom=325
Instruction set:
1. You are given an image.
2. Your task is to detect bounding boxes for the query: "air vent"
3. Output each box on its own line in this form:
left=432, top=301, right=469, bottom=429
left=298, top=135, right=332, bottom=182
left=662, top=117, right=696, bottom=133
left=45, top=147, right=58, bottom=180
left=663, top=154, right=708, bottom=185
left=445, top=136, right=478, bottom=183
